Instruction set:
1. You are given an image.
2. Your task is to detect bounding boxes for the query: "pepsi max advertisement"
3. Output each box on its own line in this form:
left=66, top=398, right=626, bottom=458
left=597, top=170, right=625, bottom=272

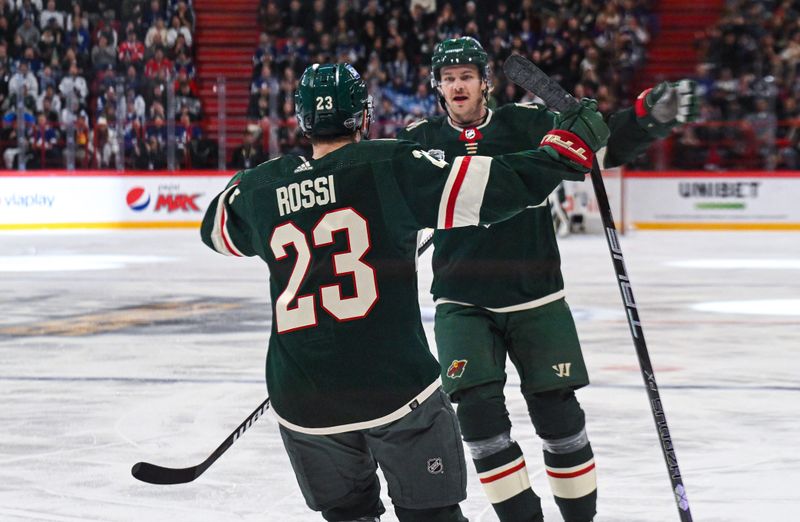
left=0, top=171, right=232, bottom=229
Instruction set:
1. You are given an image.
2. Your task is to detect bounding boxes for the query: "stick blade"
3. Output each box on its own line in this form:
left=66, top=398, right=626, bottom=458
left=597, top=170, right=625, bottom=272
left=131, top=461, right=200, bottom=485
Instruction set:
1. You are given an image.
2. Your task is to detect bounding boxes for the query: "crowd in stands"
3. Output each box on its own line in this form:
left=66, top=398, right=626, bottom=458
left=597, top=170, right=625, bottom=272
left=5, top=0, right=800, bottom=171
left=242, top=0, right=654, bottom=162
left=673, top=0, right=800, bottom=170
left=0, top=0, right=201, bottom=169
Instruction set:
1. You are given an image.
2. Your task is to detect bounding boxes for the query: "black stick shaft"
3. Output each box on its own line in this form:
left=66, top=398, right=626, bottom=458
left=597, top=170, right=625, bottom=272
left=503, top=54, right=692, bottom=521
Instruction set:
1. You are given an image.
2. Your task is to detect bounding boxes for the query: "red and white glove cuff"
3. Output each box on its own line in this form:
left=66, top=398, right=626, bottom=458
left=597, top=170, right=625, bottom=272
left=634, top=88, right=653, bottom=118
left=540, top=129, right=593, bottom=169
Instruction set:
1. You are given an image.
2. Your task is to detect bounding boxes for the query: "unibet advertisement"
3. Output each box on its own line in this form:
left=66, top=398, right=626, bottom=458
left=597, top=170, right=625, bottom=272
left=0, top=172, right=232, bottom=229
left=624, top=172, right=800, bottom=230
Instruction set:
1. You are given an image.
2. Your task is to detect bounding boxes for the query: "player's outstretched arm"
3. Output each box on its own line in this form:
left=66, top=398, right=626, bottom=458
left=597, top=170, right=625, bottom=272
left=605, top=79, right=700, bottom=167
left=200, top=173, right=257, bottom=258
left=388, top=137, right=605, bottom=231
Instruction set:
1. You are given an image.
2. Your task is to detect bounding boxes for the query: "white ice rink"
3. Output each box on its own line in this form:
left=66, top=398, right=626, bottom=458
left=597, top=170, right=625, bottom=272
left=1, top=229, right=798, bottom=522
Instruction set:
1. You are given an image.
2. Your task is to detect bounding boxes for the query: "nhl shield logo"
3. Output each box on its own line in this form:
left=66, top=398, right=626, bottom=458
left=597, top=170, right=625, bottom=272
left=446, top=359, right=468, bottom=379
left=465, top=128, right=476, bottom=140
left=427, top=457, right=444, bottom=474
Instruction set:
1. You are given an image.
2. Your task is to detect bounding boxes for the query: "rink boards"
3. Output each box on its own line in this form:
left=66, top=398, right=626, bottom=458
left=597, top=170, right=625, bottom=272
left=1, top=169, right=800, bottom=230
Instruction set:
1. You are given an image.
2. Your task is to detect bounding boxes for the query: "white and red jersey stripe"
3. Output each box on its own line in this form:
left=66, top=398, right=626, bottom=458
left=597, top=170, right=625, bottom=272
left=209, top=185, right=245, bottom=257
left=437, top=155, right=493, bottom=229
left=545, top=458, right=597, bottom=499
left=476, top=455, right=532, bottom=504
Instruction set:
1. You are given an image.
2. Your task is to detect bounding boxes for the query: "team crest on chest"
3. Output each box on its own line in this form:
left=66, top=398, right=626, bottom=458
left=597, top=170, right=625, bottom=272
left=458, top=128, right=483, bottom=155
left=446, top=359, right=468, bottom=379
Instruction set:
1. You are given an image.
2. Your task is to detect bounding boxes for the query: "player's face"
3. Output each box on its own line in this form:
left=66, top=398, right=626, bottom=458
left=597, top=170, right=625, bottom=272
left=438, top=64, right=486, bottom=125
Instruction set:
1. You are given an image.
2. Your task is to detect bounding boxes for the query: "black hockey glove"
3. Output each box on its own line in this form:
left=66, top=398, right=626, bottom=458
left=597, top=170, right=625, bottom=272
left=539, top=98, right=610, bottom=172
left=635, top=80, right=699, bottom=138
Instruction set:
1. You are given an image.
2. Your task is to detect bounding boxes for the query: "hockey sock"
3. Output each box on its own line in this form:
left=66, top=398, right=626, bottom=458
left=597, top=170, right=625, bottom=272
left=394, top=504, right=467, bottom=522
left=543, top=440, right=597, bottom=522
left=472, top=441, right=543, bottom=522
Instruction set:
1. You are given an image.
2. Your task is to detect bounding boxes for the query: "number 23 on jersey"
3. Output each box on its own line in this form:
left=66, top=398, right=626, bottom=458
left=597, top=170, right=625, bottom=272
left=269, top=207, right=378, bottom=333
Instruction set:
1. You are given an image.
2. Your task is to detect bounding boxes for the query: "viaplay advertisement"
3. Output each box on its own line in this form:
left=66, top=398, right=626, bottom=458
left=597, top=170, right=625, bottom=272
left=624, top=171, right=800, bottom=230
left=0, top=171, right=232, bottom=229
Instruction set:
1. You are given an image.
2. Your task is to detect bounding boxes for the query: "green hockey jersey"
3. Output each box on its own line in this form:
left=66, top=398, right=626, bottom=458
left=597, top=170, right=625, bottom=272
left=200, top=138, right=585, bottom=433
left=399, top=103, right=655, bottom=309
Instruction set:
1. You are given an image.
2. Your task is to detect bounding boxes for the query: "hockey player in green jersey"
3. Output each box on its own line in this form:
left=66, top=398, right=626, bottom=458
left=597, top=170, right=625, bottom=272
left=399, top=37, right=700, bottom=522
left=200, top=62, right=609, bottom=522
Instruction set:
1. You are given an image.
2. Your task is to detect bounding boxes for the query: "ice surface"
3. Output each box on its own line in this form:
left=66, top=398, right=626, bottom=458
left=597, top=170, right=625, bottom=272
left=0, top=230, right=797, bottom=521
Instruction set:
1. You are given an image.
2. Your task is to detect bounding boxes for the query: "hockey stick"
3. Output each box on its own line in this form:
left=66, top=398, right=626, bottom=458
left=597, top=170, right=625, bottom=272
left=131, top=397, right=270, bottom=485
left=503, top=54, right=693, bottom=521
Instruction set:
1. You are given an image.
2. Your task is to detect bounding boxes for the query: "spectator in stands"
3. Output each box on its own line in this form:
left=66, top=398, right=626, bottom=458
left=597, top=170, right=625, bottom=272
left=124, top=64, right=143, bottom=95
left=175, top=73, right=201, bottom=120
left=94, top=9, right=120, bottom=49
left=169, top=31, right=189, bottom=60
left=29, top=110, right=59, bottom=168
left=145, top=16, right=167, bottom=50
left=143, top=0, right=163, bottom=29
left=38, top=90, right=58, bottom=124
left=65, top=2, right=84, bottom=32
left=144, top=46, right=171, bottom=79
left=88, top=115, right=118, bottom=167
left=260, top=1, right=282, bottom=36
left=147, top=113, right=167, bottom=145
left=173, top=1, right=194, bottom=30
left=230, top=128, right=266, bottom=169
left=91, top=33, right=117, bottom=73
left=64, top=13, right=90, bottom=57
left=175, top=111, right=199, bottom=163
left=247, top=85, right=269, bottom=122
left=59, top=62, right=87, bottom=108
left=166, top=14, right=191, bottom=49
left=39, top=0, right=63, bottom=30
left=16, top=14, right=40, bottom=48
left=38, top=24, right=60, bottom=65
left=35, top=82, right=59, bottom=114
left=118, top=28, right=145, bottom=70
left=9, top=59, right=38, bottom=95
left=125, top=87, right=146, bottom=121
left=172, top=47, right=192, bottom=76
left=252, top=32, right=275, bottom=78
left=2, top=121, right=32, bottom=169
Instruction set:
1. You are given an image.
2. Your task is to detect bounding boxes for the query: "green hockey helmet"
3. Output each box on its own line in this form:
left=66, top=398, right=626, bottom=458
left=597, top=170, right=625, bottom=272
left=295, top=63, right=372, bottom=138
left=430, top=36, right=490, bottom=85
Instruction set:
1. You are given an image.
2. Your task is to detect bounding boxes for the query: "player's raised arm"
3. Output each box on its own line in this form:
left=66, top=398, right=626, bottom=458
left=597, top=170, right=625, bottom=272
left=605, top=79, right=700, bottom=167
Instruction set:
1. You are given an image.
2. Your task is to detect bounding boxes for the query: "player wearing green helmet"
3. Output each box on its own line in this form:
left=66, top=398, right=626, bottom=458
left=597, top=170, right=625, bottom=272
left=295, top=62, right=373, bottom=139
left=430, top=36, right=492, bottom=111
left=400, top=37, right=699, bottom=522
left=201, top=61, right=608, bottom=522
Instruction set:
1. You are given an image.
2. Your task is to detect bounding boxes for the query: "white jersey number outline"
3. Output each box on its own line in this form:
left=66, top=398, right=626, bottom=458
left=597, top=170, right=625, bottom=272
left=270, top=208, right=378, bottom=333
